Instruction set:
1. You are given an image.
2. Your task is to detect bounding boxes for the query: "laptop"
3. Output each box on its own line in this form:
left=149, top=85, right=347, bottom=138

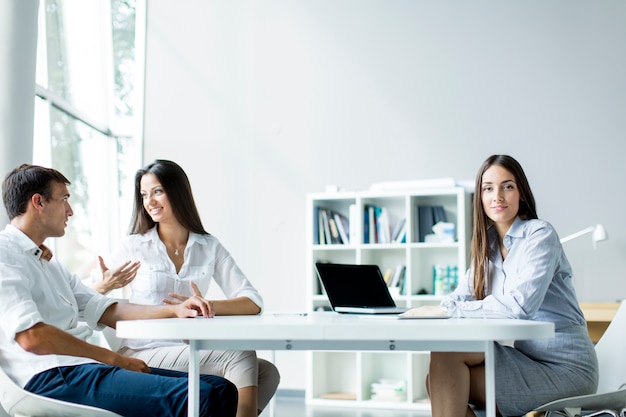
left=315, top=262, right=409, bottom=314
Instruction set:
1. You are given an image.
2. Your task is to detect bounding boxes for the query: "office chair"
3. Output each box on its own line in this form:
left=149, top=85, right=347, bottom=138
left=101, top=325, right=123, bottom=352
left=99, top=299, right=128, bottom=352
left=0, top=365, right=122, bottom=417
left=0, top=298, right=132, bottom=417
left=533, top=299, right=626, bottom=417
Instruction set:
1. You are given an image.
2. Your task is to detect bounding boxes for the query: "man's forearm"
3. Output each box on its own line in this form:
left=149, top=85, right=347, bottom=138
left=15, top=322, right=150, bottom=373
left=16, top=322, right=119, bottom=364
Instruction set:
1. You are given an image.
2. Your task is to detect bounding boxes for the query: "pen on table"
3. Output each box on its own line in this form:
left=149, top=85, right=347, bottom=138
left=271, top=313, right=308, bottom=316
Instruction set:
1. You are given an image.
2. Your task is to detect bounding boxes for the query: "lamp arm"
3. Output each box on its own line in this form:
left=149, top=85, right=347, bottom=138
left=560, top=226, right=594, bottom=244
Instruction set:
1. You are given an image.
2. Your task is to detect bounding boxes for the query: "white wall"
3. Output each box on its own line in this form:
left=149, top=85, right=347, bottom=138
left=143, top=1, right=626, bottom=390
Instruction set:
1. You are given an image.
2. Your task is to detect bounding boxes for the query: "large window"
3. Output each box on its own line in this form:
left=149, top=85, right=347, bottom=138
left=34, top=0, right=144, bottom=275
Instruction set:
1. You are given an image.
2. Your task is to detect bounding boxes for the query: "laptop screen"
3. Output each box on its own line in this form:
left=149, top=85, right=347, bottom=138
left=315, top=263, right=396, bottom=308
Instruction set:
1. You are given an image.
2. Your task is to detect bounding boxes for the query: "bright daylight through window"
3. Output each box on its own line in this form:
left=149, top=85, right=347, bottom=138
left=34, top=0, right=144, bottom=276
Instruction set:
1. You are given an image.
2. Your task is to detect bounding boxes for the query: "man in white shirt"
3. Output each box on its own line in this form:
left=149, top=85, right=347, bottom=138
left=0, top=164, right=238, bottom=417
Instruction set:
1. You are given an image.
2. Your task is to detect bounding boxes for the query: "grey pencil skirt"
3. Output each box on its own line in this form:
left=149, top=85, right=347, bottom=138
left=494, top=324, right=599, bottom=416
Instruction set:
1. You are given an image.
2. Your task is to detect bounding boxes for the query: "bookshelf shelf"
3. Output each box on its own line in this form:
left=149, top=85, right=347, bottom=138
left=305, top=186, right=472, bottom=410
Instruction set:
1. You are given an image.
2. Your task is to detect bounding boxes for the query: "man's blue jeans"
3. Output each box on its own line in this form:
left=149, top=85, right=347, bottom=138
left=24, top=363, right=238, bottom=417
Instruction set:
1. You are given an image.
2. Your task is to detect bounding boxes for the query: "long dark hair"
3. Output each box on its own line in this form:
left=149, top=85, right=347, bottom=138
left=470, top=155, right=537, bottom=300
left=128, top=159, right=208, bottom=235
left=2, top=164, right=71, bottom=220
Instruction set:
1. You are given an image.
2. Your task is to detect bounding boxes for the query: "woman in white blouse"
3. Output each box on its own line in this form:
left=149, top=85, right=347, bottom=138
left=93, top=159, right=280, bottom=417
left=404, top=155, right=598, bottom=417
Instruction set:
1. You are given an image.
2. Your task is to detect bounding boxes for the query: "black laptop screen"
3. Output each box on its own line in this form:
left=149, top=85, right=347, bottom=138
left=315, top=263, right=396, bottom=308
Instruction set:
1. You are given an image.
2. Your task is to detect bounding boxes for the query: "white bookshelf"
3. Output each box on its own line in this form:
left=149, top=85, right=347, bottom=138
left=305, top=186, right=472, bottom=411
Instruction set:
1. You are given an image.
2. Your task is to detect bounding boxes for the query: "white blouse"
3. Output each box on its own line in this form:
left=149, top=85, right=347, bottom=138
left=104, top=227, right=263, bottom=348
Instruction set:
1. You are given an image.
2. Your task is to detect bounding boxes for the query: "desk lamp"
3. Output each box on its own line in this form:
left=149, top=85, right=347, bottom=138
left=560, top=224, right=608, bottom=249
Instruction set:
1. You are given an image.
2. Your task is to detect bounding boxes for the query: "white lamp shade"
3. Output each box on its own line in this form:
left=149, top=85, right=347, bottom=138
left=592, top=224, right=608, bottom=243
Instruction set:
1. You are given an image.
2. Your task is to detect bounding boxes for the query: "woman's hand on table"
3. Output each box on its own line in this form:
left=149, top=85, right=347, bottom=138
left=164, top=281, right=216, bottom=318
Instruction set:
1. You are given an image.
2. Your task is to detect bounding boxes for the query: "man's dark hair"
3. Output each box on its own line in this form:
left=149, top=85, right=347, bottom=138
left=2, top=164, right=71, bottom=220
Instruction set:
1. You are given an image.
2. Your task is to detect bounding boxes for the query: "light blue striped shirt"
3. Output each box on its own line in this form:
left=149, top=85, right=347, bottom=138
left=442, top=216, right=587, bottom=330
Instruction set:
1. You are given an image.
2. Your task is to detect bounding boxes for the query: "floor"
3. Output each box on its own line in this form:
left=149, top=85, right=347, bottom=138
left=260, top=393, right=430, bottom=417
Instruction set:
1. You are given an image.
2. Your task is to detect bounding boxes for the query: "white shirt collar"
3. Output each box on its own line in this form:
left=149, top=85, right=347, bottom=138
left=3, top=224, right=47, bottom=259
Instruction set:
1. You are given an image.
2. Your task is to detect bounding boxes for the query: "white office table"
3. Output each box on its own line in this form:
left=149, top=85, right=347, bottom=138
left=117, top=312, right=554, bottom=417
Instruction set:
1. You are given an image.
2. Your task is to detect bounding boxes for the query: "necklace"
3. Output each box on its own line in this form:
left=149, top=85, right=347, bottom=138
left=161, top=235, right=187, bottom=257
left=165, top=244, right=182, bottom=256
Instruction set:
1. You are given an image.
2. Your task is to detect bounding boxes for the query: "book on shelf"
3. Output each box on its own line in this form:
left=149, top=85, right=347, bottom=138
left=433, top=205, right=447, bottom=224
left=389, top=265, right=406, bottom=289
left=321, top=209, right=332, bottom=244
left=327, top=216, right=342, bottom=244
left=368, top=205, right=377, bottom=244
left=362, top=205, right=379, bottom=244
left=349, top=204, right=358, bottom=244
left=433, top=264, right=459, bottom=296
left=363, top=206, right=370, bottom=244
left=370, top=379, right=407, bottom=402
left=315, top=207, right=350, bottom=245
left=363, top=204, right=395, bottom=244
left=416, top=206, right=433, bottom=243
left=396, top=269, right=406, bottom=294
left=333, top=212, right=350, bottom=244
left=416, top=205, right=448, bottom=242
left=313, top=206, right=320, bottom=245
left=319, top=392, right=357, bottom=400
left=391, top=217, right=406, bottom=243
left=315, top=208, right=324, bottom=244
left=382, top=268, right=393, bottom=285
left=377, top=207, right=391, bottom=243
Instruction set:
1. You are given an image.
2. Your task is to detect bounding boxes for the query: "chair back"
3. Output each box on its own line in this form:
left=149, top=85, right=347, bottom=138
left=0, top=365, right=122, bottom=416
left=100, top=298, right=129, bottom=352
left=594, top=299, right=626, bottom=393
left=101, top=325, right=123, bottom=352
